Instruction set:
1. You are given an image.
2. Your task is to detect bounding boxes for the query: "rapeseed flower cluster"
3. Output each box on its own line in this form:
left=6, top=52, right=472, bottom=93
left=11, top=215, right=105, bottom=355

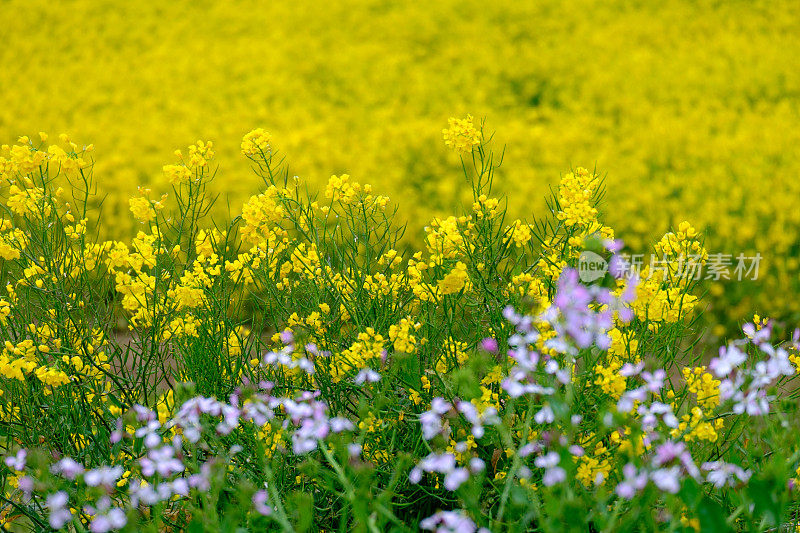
left=5, top=0, right=800, bottom=335
left=443, top=115, right=482, bottom=154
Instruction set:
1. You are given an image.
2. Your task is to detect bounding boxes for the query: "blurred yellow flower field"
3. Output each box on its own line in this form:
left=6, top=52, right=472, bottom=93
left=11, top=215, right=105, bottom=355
left=2, top=0, right=799, bottom=330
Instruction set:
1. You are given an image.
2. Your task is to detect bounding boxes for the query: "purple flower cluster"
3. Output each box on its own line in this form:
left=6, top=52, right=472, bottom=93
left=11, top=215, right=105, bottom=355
left=546, top=268, right=616, bottom=350
left=45, top=491, right=72, bottom=529
left=419, top=510, right=490, bottom=533
left=701, top=461, right=752, bottom=488
left=534, top=451, right=566, bottom=486
left=5, top=381, right=359, bottom=531
left=615, top=463, right=648, bottom=499
left=419, top=397, right=499, bottom=442
left=617, top=363, right=678, bottom=435
left=165, top=385, right=353, bottom=455
left=83, top=497, right=127, bottom=533
left=612, top=440, right=753, bottom=499
left=495, top=266, right=766, bottom=504
left=282, top=392, right=354, bottom=453
left=252, top=488, right=273, bottom=516
left=262, top=343, right=315, bottom=375
left=409, top=452, right=484, bottom=491
left=608, top=360, right=757, bottom=498
left=412, top=397, right=496, bottom=492
left=500, top=306, right=559, bottom=398
left=354, top=368, right=381, bottom=385
left=711, top=324, right=795, bottom=416
left=4, top=449, right=26, bottom=471
left=500, top=266, right=636, bottom=400
left=44, top=460, right=128, bottom=531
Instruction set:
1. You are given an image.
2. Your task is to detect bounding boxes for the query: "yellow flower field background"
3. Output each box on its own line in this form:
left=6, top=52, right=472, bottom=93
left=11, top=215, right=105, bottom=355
left=2, top=0, right=799, bottom=334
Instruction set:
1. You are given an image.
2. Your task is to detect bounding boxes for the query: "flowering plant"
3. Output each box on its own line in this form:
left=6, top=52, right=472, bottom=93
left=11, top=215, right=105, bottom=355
left=0, top=120, right=799, bottom=531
